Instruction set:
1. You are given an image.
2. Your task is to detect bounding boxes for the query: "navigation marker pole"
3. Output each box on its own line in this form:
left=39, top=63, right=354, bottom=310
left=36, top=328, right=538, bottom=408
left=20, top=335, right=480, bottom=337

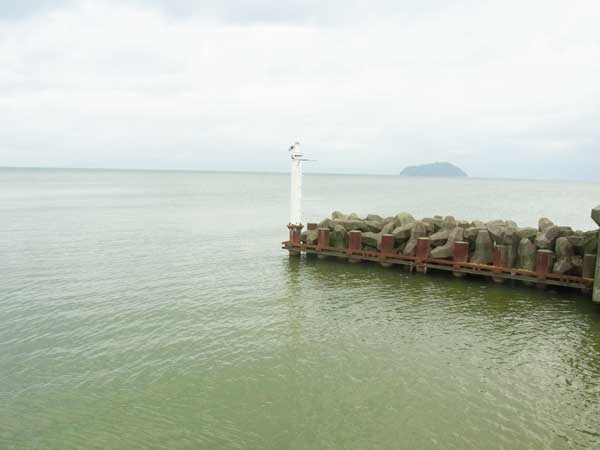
left=288, top=141, right=305, bottom=255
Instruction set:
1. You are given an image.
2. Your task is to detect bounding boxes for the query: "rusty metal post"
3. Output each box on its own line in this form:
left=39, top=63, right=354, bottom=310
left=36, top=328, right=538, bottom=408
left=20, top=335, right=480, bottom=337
left=592, top=206, right=600, bottom=302
left=492, top=244, right=509, bottom=283
left=452, top=241, right=469, bottom=278
left=379, top=234, right=395, bottom=268
left=416, top=237, right=431, bottom=261
left=347, top=230, right=362, bottom=263
left=317, top=227, right=330, bottom=260
left=535, top=250, right=554, bottom=288
left=415, top=237, right=430, bottom=272
left=287, top=224, right=303, bottom=256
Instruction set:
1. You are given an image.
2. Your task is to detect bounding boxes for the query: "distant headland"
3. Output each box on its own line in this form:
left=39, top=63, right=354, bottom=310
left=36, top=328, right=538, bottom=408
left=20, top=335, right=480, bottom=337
left=399, top=162, right=467, bottom=177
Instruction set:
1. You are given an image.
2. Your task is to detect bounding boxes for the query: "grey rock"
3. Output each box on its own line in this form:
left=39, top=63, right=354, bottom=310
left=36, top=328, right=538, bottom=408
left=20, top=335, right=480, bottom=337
left=442, top=216, right=457, bottom=230
left=517, top=227, right=538, bottom=241
left=330, top=225, right=347, bottom=249
left=486, top=222, right=506, bottom=244
left=506, top=220, right=518, bottom=228
left=392, top=222, right=415, bottom=241
left=318, top=218, right=336, bottom=230
left=535, top=225, right=560, bottom=250
left=361, top=232, right=381, bottom=249
left=333, top=219, right=364, bottom=232
left=363, top=220, right=383, bottom=233
left=538, top=217, right=554, bottom=232
left=458, top=220, right=471, bottom=229
left=471, top=230, right=493, bottom=265
left=381, top=221, right=396, bottom=235
left=558, top=226, right=574, bottom=238
left=429, top=229, right=450, bottom=247
left=430, top=227, right=464, bottom=259
left=471, top=220, right=486, bottom=228
left=395, top=212, right=415, bottom=228
left=348, top=213, right=361, bottom=220
left=553, top=237, right=574, bottom=274
left=518, top=238, right=536, bottom=271
left=432, top=215, right=444, bottom=231
left=366, top=214, right=383, bottom=222
left=331, top=211, right=347, bottom=220
left=403, top=221, right=428, bottom=256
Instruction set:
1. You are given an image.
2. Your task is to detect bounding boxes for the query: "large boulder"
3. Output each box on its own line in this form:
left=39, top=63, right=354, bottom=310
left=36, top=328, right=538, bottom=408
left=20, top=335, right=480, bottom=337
left=558, top=226, right=574, bottom=238
left=331, top=211, right=347, bottom=220
left=392, top=222, right=415, bottom=240
left=518, top=238, right=536, bottom=271
left=432, top=215, right=444, bottom=231
left=381, top=221, right=397, bottom=235
left=334, top=219, right=365, bottom=232
left=361, top=232, right=381, bottom=249
left=318, top=218, right=336, bottom=230
left=430, top=227, right=464, bottom=259
left=366, top=214, right=383, bottom=222
left=442, top=216, right=457, bottom=230
left=395, top=212, right=415, bottom=228
left=486, top=222, right=505, bottom=244
left=363, top=220, right=383, bottom=233
left=471, top=230, right=493, bottom=265
left=553, top=237, right=574, bottom=274
left=517, top=227, right=538, bottom=241
left=348, top=213, right=361, bottom=220
left=471, top=220, right=486, bottom=228
left=538, top=217, right=554, bottom=232
left=421, top=218, right=435, bottom=234
left=535, top=225, right=560, bottom=250
left=403, top=221, right=428, bottom=256
left=429, top=229, right=449, bottom=247
left=503, top=226, right=520, bottom=268
left=330, top=225, right=347, bottom=249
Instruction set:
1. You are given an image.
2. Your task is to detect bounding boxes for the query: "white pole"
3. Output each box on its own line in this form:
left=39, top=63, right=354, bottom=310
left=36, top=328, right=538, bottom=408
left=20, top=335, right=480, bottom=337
left=289, top=142, right=302, bottom=226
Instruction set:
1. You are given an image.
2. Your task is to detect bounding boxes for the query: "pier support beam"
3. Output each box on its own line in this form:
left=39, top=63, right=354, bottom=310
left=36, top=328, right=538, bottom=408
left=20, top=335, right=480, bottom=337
left=592, top=206, right=600, bottom=302
left=379, top=234, right=395, bottom=268
left=452, top=241, right=469, bottom=278
left=348, top=230, right=362, bottom=263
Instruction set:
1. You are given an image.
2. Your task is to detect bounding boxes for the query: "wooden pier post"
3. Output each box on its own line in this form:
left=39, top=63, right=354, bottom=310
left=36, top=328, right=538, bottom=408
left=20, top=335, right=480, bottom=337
left=592, top=206, right=600, bottom=303
left=379, top=234, right=395, bottom=268
left=452, top=241, right=469, bottom=278
left=348, top=230, right=362, bottom=263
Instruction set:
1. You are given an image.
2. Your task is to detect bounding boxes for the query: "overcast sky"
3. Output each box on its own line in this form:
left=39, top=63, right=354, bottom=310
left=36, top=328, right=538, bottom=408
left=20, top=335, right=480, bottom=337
left=1, top=0, right=599, bottom=179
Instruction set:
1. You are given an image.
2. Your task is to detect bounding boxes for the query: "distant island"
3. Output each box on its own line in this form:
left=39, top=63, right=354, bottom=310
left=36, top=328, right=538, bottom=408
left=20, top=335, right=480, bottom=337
left=399, top=162, right=467, bottom=177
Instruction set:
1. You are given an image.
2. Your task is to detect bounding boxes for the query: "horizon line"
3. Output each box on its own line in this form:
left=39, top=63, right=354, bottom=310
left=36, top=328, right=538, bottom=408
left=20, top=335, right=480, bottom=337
left=0, top=165, right=597, bottom=184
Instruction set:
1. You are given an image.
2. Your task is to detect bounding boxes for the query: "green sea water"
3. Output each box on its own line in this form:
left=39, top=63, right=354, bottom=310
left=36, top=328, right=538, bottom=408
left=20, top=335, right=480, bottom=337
left=1, top=168, right=600, bottom=450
